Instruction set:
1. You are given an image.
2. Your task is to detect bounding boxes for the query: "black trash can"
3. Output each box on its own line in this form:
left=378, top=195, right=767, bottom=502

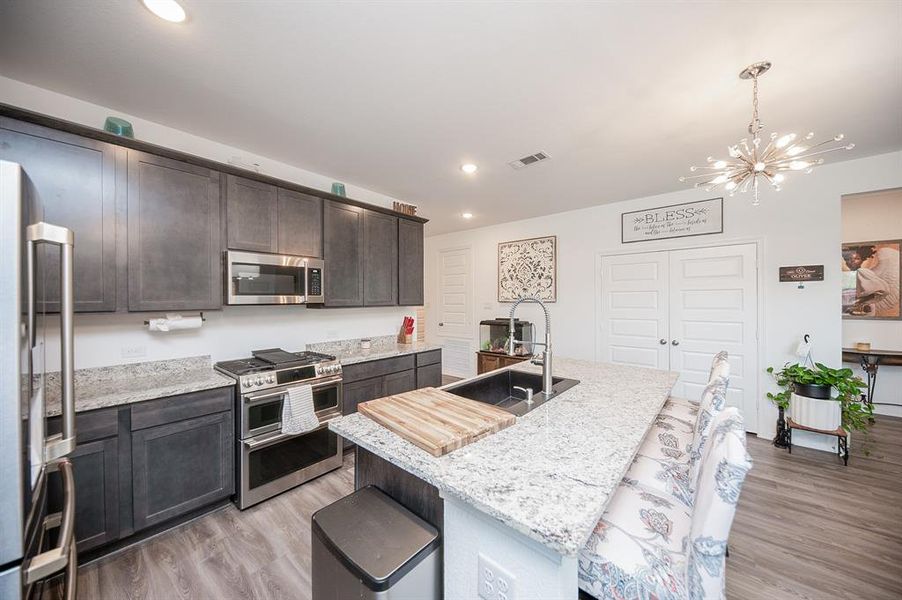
left=312, top=485, right=441, bottom=600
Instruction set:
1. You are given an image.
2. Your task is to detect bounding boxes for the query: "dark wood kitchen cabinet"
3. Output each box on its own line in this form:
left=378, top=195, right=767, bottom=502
left=398, top=219, right=425, bottom=306
left=0, top=118, right=118, bottom=312
left=127, top=151, right=222, bottom=311
left=226, top=174, right=279, bottom=253
left=342, top=376, right=384, bottom=416
left=48, top=408, right=120, bottom=553
left=278, top=188, right=323, bottom=257
left=384, top=369, right=416, bottom=396
left=131, top=408, right=233, bottom=531
left=363, top=210, right=398, bottom=306
left=323, top=200, right=364, bottom=306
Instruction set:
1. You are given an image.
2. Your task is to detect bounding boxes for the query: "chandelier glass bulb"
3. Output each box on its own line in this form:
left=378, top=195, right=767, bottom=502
left=681, top=61, right=854, bottom=205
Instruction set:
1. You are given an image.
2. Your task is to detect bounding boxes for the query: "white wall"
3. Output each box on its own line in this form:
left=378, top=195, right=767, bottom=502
left=37, top=306, right=409, bottom=371
left=842, top=188, right=902, bottom=417
left=2, top=77, right=413, bottom=369
left=425, top=151, right=902, bottom=444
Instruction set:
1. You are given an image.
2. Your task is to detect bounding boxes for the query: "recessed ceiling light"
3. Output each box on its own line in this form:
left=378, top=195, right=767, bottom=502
left=460, top=163, right=478, bottom=174
left=142, top=0, right=186, bottom=23
left=461, top=212, right=474, bottom=219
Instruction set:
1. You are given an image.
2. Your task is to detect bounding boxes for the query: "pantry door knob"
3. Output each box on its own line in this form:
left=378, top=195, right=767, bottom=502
left=671, top=340, right=680, bottom=346
left=439, top=322, right=444, bottom=326
left=659, top=339, right=667, bottom=345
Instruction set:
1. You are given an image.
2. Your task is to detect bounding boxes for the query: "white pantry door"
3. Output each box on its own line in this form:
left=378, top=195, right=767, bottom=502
left=436, top=247, right=473, bottom=340
left=598, top=252, right=670, bottom=369
left=669, top=244, right=758, bottom=431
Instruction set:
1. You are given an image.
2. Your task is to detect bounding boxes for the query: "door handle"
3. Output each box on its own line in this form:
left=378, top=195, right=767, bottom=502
left=25, top=458, right=75, bottom=584
left=439, top=322, right=444, bottom=326
left=671, top=340, right=680, bottom=346
left=27, top=222, right=76, bottom=462
left=659, top=339, right=667, bottom=345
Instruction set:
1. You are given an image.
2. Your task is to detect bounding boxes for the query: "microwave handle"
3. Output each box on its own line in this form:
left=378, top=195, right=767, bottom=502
left=27, top=222, right=76, bottom=462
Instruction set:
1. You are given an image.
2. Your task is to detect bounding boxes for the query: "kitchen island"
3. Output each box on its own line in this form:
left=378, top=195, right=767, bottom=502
left=330, top=357, right=678, bottom=599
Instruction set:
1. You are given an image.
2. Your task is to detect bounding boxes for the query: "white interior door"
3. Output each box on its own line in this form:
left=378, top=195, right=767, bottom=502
left=668, top=244, right=758, bottom=431
left=436, top=247, right=472, bottom=340
left=598, top=252, right=670, bottom=369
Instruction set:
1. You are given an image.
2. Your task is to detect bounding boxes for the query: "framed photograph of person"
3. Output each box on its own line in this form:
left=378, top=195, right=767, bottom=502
left=841, top=239, right=902, bottom=320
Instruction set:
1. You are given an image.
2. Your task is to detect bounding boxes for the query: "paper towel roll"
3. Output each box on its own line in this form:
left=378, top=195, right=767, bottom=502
left=148, top=314, right=203, bottom=332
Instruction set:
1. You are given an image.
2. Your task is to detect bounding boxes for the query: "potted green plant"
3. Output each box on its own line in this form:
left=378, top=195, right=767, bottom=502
left=766, top=362, right=872, bottom=433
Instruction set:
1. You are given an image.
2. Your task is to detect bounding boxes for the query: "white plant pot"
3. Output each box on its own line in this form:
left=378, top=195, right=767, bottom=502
left=790, top=392, right=841, bottom=431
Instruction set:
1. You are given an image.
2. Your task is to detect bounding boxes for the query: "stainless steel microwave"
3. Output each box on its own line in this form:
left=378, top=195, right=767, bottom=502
left=225, top=250, right=324, bottom=305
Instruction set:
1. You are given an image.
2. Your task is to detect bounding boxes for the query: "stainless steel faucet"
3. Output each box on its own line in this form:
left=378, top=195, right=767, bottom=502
left=508, top=296, right=553, bottom=397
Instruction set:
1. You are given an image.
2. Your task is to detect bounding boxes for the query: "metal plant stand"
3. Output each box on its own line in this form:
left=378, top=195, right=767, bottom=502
left=786, top=418, right=849, bottom=466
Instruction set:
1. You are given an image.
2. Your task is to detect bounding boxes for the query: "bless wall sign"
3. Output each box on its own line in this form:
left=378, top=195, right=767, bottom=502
left=621, top=197, right=723, bottom=243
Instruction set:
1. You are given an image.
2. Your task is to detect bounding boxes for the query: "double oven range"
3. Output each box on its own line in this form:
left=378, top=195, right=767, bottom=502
left=215, top=348, right=344, bottom=509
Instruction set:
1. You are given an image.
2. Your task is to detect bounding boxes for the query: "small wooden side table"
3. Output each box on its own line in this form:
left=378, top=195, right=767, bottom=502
left=786, top=417, right=849, bottom=466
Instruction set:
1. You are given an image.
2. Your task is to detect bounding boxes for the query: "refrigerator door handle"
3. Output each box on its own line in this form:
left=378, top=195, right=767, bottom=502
left=27, top=222, right=77, bottom=462
left=24, top=459, right=76, bottom=584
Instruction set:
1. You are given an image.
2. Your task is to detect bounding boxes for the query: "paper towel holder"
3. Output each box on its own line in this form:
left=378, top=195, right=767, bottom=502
left=143, top=312, right=206, bottom=326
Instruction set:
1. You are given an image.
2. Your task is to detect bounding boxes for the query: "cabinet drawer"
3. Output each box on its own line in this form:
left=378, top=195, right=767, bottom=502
left=342, top=355, right=416, bottom=383
left=415, top=349, right=442, bottom=367
left=48, top=406, right=119, bottom=444
left=130, top=386, right=234, bottom=431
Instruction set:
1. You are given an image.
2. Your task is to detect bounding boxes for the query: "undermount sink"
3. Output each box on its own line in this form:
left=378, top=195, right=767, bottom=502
left=443, top=369, right=579, bottom=416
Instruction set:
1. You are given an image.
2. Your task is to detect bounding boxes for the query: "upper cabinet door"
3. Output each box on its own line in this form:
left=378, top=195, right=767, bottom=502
left=363, top=210, right=398, bottom=306
left=278, top=188, right=323, bottom=257
left=226, top=175, right=278, bottom=253
left=0, top=118, right=118, bottom=312
left=323, top=200, right=364, bottom=306
left=398, top=219, right=424, bottom=306
left=127, top=151, right=222, bottom=311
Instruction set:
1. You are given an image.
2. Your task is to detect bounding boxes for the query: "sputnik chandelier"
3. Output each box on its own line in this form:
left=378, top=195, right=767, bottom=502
left=681, top=61, right=854, bottom=205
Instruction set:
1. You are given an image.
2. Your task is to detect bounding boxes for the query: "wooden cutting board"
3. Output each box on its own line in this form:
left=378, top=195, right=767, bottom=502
left=357, top=388, right=517, bottom=457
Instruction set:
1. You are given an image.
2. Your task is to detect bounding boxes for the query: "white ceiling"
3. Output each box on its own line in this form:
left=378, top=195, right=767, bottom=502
left=1, top=1, right=900, bottom=235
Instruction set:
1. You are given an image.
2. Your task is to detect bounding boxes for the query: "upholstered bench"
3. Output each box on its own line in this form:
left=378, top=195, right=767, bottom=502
left=578, top=407, right=751, bottom=600
left=578, top=351, right=750, bottom=600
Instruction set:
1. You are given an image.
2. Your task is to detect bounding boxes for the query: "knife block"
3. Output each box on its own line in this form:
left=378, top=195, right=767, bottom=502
left=397, top=331, right=413, bottom=344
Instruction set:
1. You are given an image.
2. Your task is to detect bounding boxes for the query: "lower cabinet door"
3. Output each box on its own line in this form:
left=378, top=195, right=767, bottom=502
left=131, top=411, right=234, bottom=531
left=384, top=369, right=416, bottom=396
left=342, top=376, right=385, bottom=416
left=416, top=363, right=442, bottom=389
left=478, top=353, right=501, bottom=374
left=49, top=437, right=119, bottom=552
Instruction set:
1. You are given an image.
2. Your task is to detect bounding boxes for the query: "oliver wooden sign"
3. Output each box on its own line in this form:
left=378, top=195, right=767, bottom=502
left=779, top=265, right=824, bottom=282
left=622, top=198, right=723, bottom=243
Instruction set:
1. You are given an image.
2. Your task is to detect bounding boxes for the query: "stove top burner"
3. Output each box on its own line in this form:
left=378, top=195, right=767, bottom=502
left=215, top=349, right=337, bottom=376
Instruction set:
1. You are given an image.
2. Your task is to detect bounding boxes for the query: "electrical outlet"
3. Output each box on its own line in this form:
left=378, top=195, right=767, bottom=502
left=121, top=345, right=147, bottom=359
left=478, top=553, right=517, bottom=600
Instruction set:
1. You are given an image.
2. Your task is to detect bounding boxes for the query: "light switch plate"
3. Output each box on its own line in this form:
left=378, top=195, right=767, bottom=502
left=478, top=553, right=517, bottom=600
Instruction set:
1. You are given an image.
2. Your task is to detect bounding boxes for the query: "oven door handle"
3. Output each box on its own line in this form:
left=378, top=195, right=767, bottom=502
left=243, top=423, right=333, bottom=450
left=242, top=376, right=342, bottom=404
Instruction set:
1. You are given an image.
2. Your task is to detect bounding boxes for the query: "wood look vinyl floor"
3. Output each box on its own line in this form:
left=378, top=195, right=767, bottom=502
left=74, top=417, right=902, bottom=600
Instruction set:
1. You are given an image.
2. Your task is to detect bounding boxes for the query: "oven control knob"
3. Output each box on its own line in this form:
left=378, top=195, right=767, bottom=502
left=242, top=379, right=250, bottom=388
left=267, top=375, right=275, bottom=384
left=255, top=377, right=263, bottom=386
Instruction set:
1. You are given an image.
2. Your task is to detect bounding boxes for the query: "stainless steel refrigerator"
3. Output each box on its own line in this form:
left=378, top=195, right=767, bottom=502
left=0, top=160, right=78, bottom=600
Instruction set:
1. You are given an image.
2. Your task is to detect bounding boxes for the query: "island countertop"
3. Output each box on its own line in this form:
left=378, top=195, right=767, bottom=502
left=329, top=357, right=678, bottom=557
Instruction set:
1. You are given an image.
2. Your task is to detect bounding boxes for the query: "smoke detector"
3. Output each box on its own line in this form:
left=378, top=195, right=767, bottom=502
left=508, top=151, right=550, bottom=170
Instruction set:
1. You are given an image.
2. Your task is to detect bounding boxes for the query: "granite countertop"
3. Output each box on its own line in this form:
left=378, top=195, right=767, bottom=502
left=307, top=335, right=442, bottom=366
left=330, top=358, right=678, bottom=557
left=38, top=356, right=235, bottom=416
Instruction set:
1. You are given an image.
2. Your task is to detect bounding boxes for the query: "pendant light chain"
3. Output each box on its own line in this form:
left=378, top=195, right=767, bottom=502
left=748, top=73, right=761, bottom=136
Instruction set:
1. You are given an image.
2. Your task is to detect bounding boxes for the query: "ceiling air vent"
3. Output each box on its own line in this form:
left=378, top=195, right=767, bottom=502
left=508, top=151, right=550, bottom=170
